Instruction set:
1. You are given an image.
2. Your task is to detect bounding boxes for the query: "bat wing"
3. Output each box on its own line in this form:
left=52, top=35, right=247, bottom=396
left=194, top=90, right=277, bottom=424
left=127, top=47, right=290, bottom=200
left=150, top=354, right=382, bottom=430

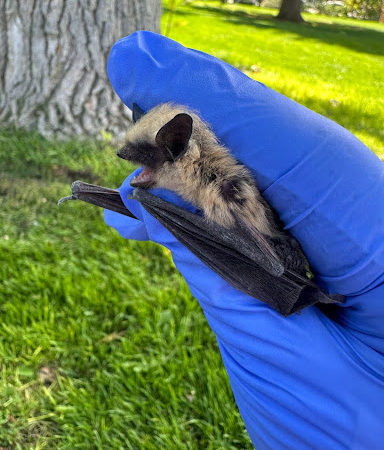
left=59, top=181, right=343, bottom=316
left=130, top=189, right=343, bottom=316
left=58, top=181, right=137, bottom=219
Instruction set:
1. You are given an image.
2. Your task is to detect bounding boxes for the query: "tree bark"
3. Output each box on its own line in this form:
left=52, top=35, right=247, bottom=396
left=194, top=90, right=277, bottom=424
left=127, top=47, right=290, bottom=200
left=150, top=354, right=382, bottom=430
left=0, top=0, right=161, bottom=140
left=277, top=0, right=304, bottom=23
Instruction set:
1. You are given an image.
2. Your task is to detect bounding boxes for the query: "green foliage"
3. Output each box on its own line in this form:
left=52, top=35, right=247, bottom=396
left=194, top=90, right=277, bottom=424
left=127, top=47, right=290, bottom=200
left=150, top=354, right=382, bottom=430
left=344, top=0, right=382, bottom=20
left=303, top=0, right=382, bottom=20
left=1, top=2, right=383, bottom=447
left=303, top=0, right=346, bottom=16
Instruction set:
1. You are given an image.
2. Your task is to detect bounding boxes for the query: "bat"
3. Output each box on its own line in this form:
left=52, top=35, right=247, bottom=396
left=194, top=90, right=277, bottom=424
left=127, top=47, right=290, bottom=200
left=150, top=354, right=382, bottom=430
left=120, top=103, right=310, bottom=277
left=58, top=103, right=344, bottom=316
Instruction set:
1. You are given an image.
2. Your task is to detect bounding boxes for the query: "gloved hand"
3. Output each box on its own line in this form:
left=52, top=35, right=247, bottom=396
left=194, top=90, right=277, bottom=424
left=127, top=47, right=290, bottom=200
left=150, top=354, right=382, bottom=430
left=104, top=31, right=384, bottom=449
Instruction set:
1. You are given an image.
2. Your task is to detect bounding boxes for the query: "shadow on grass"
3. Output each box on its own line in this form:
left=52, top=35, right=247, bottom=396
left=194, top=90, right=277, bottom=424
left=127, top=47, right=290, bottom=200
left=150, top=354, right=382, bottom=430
left=189, top=5, right=384, bottom=57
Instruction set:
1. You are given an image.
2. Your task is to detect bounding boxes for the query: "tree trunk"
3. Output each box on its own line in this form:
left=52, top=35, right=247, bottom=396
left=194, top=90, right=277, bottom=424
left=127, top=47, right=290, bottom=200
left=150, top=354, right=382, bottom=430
left=277, top=0, right=304, bottom=23
left=0, top=0, right=161, bottom=141
left=380, top=0, right=384, bottom=22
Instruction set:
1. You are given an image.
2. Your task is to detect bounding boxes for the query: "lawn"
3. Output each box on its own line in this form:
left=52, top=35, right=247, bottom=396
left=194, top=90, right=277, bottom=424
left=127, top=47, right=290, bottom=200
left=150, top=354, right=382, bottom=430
left=0, top=2, right=383, bottom=448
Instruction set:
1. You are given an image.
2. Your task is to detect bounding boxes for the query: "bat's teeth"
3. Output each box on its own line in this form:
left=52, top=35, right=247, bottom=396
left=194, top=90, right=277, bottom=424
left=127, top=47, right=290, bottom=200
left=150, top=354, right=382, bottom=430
left=138, top=172, right=153, bottom=183
left=130, top=168, right=155, bottom=188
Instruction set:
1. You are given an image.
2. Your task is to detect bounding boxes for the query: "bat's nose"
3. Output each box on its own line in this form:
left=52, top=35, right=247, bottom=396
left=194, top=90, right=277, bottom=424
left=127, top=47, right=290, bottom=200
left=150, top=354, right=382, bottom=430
left=117, top=146, right=128, bottom=159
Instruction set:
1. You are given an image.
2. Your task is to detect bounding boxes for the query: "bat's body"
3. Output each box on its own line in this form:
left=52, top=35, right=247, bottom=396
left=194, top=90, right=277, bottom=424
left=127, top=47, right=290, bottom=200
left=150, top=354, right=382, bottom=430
left=59, top=102, right=344, bottom=315
left=118, top=103, right=307, bottom=276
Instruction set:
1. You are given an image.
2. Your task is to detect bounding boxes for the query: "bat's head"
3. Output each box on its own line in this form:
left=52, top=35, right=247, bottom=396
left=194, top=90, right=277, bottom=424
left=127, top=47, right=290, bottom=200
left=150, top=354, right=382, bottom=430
left=117, top=103, right=198, bottom=189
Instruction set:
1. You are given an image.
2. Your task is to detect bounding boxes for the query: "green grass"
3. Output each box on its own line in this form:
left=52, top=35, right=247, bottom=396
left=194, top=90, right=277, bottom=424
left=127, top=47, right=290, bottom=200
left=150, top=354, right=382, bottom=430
left=1, top=2, right=383, bottom=448
left=0, top=129, right=250, bottom=448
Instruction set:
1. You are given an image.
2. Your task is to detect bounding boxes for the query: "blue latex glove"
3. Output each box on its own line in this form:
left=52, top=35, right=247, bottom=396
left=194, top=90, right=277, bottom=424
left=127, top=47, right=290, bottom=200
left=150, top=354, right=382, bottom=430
left=104, top=31, right=384, bottom=449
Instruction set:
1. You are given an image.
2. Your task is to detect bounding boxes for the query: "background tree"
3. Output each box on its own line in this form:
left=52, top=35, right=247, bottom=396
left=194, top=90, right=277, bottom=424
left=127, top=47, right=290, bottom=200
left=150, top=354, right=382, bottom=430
left=0, top=0, right=161, bottom=140
left=380, top=0, right=384, bottom=22
left=343, top=0, right=382, bottom=20
left=277, top=0, right=304, bottom=22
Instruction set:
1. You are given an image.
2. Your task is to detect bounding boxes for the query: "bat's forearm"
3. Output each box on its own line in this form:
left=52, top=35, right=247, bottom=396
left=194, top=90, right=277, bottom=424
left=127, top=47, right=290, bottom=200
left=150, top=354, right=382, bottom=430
left=58, top=181, right=137, bottom=219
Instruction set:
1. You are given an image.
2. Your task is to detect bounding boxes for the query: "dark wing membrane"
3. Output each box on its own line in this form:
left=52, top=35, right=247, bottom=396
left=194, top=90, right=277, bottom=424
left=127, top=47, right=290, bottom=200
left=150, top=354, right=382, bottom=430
left=130, top=189, right=284, bottom=277
left=130, top=189, right=342, bottom=316
left=58, top=182, right=343, bottom=316
left=58, top=181, right=137, bottom=219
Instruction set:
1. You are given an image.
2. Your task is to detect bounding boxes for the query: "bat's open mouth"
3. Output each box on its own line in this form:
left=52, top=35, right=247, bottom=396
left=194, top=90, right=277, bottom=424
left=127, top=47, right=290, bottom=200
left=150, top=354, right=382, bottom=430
left=130, top=167, right=156, bottom=188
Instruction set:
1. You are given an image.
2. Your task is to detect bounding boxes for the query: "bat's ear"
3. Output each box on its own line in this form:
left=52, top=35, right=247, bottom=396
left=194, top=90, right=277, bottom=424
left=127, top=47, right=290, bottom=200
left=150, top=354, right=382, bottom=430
left=132, top=103, right=146, bottom=123
left=155, top=113, right=193, bottom=160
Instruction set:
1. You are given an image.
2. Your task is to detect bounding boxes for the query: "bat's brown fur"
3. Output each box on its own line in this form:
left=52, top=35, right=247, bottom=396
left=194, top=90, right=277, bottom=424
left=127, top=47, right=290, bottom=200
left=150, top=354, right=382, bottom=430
left=123, top=103, right=277, bottom=237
